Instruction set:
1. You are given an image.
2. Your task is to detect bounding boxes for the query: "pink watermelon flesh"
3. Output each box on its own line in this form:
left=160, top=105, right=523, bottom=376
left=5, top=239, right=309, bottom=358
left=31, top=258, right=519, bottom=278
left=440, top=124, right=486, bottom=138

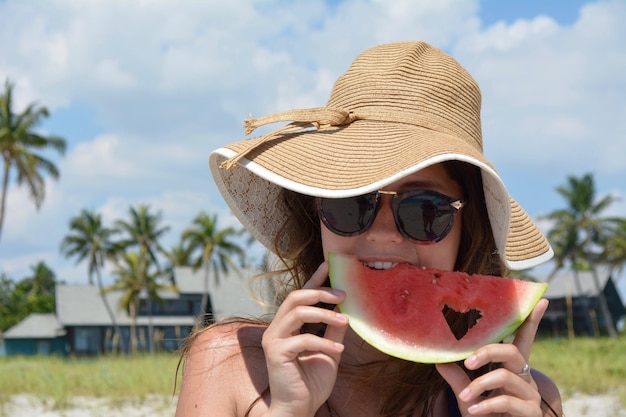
left=328, top=253, right=547, bottom=363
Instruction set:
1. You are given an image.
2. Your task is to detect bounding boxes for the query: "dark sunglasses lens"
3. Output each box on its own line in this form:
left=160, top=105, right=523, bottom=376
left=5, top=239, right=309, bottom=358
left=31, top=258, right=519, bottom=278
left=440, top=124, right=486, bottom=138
left=396, top=195, right=455, bottom=241
left=320, top=194, right=377, bottom=235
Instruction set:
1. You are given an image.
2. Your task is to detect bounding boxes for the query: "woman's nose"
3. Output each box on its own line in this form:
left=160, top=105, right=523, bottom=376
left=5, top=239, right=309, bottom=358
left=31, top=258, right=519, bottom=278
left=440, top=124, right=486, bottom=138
left=365, top=196, right=404, bottom=243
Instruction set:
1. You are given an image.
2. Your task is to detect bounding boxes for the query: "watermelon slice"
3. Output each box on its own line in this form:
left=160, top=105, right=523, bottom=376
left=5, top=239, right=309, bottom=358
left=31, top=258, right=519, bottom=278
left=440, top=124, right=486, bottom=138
left=328, top=253, right=547, bottom=363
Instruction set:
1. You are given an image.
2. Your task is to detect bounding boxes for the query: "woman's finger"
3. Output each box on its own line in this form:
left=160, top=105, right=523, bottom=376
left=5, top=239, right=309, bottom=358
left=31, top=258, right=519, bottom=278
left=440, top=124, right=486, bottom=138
left=436, top=362, right=471, bottom=397
left=459, top=367, right=539, bottom=403
left=512, top=298, right=549, bottom=360
left=302, top=261, right=330, bottom=289
left=267, top=298, right=347, bottom=339
left=272, top=287, right=345, bottom=323
left=324, top=313, right=349, bottom=344
left=467, top=393, right=542, bottom=416
left=264, top=332, right=346, bottom=364
left=464, top=343, right=528, bottom=379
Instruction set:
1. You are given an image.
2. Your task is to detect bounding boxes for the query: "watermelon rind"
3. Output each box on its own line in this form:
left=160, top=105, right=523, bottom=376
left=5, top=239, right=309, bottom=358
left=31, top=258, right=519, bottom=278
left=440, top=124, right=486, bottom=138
left=328, top=253, right=548, bottom=363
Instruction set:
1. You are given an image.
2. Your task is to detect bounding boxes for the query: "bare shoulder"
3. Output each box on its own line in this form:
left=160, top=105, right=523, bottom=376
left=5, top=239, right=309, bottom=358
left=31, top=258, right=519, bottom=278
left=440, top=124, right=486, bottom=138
left=187, top=320, right=267, bottom=357
left=532, top=368, right=563, bottom=416
left=175, top=322, right=270, bottom=417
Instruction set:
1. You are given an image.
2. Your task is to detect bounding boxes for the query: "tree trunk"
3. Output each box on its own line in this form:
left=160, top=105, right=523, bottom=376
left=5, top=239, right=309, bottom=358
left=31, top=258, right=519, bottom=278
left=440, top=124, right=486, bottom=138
left=0, top=160, right=11, bottom=242
left=147, top=296, right=154, bottom=353
left=96, top=269, right=125, bottom=353
left=199, top=264, right=211, bottom=325
left=130, top=302, right=138, bottom=354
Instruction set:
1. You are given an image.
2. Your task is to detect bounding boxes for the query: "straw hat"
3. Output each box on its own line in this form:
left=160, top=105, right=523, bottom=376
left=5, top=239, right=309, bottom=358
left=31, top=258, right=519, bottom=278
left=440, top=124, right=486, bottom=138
left=209, top=41, right=553, bottom=271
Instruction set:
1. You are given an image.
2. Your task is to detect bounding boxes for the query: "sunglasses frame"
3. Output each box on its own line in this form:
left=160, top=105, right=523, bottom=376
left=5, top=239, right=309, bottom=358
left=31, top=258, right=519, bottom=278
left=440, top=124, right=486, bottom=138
left=317, top=189, right=464, bottom=244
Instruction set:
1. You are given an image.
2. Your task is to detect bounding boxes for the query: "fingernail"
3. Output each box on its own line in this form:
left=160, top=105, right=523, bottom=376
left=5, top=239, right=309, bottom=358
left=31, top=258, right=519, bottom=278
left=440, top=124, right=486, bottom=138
left=459, top=387, right=470, bottom=401
left=331, top=288, right=345, bottom=296
left=335, top=312, right=347, bottom=321
left=466, top=354, right=478, bottom=367
left=468, top=403, right=480, bottom=413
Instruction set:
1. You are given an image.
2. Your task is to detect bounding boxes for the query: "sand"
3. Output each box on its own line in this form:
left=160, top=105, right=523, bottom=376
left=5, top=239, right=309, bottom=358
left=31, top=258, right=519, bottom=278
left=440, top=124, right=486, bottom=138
left=1, top=395, right=177, bottom=417
left=2, top=393, right=625, bottom=416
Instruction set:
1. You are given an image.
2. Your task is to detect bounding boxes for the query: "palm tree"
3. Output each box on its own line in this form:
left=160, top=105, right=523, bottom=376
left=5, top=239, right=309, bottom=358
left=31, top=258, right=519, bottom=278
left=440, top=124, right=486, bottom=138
left=182, top=212, right=246, bottom=320
left=0, top=79, right=67, bottom=241
left=60, top=209, right=124, bottom=351
left=604, top=218, right=626, bottom=286
left=114, top=204, right=170, bottom=270
left=105, top=251, right=176, bottom=354
left=22, top=261, right=56, bottom=299
left=166, top=240, right=194, bottom=267
left=112, top=205, right=171, bottom=353
left=541, top=173, right=618, bottom=337
left=163, top=239, right=194, bottom=284
left=20, top=261, right=57, bottom=314
left=544, top=211, right=584, bottom=289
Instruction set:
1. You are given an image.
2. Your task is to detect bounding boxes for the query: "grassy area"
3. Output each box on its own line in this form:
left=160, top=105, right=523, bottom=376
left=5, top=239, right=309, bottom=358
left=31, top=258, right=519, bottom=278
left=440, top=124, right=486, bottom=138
left=0, top=336, right=624, bottom=408
left=0, top=352, right=183, bottom=409
left=531, top=335, right=626, bottom=404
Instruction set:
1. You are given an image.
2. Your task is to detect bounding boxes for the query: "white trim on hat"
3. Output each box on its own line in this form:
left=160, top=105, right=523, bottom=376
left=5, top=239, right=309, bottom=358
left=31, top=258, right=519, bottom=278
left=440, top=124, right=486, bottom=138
left=508, top=249, right=555, bottom=271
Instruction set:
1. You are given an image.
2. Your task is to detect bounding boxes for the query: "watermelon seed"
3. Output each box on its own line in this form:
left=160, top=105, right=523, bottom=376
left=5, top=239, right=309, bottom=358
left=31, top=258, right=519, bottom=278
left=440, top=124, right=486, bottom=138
left=441, top=305, right=483, bottom=341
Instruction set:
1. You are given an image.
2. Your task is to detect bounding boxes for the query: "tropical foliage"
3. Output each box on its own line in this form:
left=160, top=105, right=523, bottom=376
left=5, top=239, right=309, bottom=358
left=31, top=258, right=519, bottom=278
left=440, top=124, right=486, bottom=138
left=604, top=218, right=626, bottom=282
left=0, top=79, right=66, bottom=241
left=115, top=205, right=170, bottom=270
left=541, top=173, right=624, bottom=337
left=104, top=251, right=176, bottom=354
left=60, top=209, right=124, bottom=350
left=182, top=211, right=246, bottom=319
left=0, top=262, right=57, bottom=332
left=61, top=204, right=249, bottom=353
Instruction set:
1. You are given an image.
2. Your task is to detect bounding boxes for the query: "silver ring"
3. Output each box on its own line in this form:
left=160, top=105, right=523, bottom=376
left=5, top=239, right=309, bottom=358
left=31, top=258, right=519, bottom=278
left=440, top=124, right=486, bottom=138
left=517, top=363, right=531, bottom=376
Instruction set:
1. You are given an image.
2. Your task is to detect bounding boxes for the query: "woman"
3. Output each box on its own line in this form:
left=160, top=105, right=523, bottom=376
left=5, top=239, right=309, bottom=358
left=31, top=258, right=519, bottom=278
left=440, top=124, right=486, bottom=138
left=175, top=41, right=563, bottom=417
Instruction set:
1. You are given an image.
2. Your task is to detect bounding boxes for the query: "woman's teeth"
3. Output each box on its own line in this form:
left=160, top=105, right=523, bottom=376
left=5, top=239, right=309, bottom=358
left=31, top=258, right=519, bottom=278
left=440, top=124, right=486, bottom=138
left=363, top=261, right=398, bottom=270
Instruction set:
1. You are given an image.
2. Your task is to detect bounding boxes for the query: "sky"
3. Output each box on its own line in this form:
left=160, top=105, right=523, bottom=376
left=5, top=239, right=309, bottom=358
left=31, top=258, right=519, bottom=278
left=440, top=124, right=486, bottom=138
left=0, top=0, right=625, bottom=297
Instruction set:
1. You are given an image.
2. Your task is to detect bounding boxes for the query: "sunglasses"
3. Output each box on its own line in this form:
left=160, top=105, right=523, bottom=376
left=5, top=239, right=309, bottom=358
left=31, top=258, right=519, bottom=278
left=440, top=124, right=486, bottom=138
left=317, top=189, right=464, bottom=243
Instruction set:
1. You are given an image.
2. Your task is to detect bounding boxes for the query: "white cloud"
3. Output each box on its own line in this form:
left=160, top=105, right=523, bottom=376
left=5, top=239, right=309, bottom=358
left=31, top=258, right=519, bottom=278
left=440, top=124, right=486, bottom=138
left=540, top=116, right=589, bottom=140
left=0, top=251, right=53, bottom=279
left=66, top=134, right=137, bottom=180
left=0, top=0, right=624, bottom=283
left=93, top=59, right=136, bottom=88
left=465, top=16, right=560, bottom=53
left=2, top=185, right=38, bottom=239
left=3, top=178, right=64, bottom=242
left=453, top=0, right=626, bottom=178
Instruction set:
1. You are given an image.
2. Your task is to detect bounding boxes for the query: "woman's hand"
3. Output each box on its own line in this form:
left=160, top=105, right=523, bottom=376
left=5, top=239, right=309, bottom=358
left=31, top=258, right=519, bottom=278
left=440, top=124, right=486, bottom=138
left=437, top=299, right=552, bottom=416
left=261, top=261, right=349, bottom=417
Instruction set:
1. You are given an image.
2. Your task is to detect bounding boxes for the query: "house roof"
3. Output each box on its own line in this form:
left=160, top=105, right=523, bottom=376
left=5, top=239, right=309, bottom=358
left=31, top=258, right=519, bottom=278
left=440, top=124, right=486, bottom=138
left=55, top=266, right=271, bottom=326
left=172, top=266, right=206, bottom=294
left=173, top=266, right=271, bottom=321
left=540, top=268, right=614, bottom=298
left=4, top=313, right=66, bottom=339
left=57, top=285, right=125, bottom=326
left=56, top=285, right=196, bottom=326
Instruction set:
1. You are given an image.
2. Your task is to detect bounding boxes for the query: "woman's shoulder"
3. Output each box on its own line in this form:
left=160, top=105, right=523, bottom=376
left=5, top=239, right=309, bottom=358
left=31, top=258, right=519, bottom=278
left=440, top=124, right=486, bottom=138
left=191, top=320, right=267, bottom=352
left=185, top=320, right=269, bottom=375
left=532, top=368, right=563, bottom=416
left=176, top=321, right=270, bottom=417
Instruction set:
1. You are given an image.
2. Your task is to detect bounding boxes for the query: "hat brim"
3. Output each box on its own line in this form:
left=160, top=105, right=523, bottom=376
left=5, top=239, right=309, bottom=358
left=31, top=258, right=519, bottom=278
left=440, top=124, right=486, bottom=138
left=210, top=120, right=552, bottom=270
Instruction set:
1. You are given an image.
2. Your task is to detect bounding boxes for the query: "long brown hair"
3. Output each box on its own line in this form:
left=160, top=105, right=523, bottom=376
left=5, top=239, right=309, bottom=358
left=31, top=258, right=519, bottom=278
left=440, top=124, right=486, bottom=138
left=254, top=161, right=505, bottom=416
left=178, top=161, right=507, bottom=416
